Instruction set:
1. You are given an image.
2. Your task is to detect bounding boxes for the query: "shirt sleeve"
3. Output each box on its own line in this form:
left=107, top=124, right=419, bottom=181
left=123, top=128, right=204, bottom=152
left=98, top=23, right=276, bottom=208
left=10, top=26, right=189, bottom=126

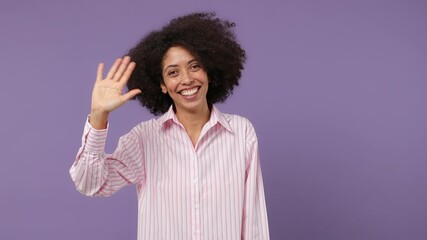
left=242, top=126, right=270, bottom=239
left=69, top=117, right=145, bottom=197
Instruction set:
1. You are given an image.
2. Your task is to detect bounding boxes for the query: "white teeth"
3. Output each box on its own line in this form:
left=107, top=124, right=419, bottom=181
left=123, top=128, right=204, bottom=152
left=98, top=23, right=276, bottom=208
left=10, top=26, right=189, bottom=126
left=180, top=87, right=198, bottom=96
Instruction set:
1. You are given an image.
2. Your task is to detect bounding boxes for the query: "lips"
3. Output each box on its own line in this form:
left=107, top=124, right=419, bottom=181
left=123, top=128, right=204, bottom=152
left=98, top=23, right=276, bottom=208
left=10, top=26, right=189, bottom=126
left=179, top=87, right=200, bottom=96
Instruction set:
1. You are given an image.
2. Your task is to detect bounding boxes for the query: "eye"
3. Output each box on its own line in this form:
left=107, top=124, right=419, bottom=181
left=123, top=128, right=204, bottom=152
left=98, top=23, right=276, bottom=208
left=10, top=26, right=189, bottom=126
left=167, top=70, right=178, bottom=77
left=189, top=63, right=201, bottom=71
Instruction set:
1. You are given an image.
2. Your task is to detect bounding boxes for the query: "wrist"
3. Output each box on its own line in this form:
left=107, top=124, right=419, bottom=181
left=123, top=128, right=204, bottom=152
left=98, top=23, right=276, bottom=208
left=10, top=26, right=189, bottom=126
left=89, top=111, right=109, bottom=130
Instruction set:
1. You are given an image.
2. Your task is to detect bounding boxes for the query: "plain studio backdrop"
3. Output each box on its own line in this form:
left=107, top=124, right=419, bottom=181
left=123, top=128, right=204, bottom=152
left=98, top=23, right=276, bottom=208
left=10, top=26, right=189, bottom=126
left=0, top=0, right=426, bottom=239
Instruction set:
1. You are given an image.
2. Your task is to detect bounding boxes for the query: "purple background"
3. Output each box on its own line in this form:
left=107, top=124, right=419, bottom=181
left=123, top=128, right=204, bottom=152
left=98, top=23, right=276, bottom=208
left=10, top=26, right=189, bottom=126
left=1, top=0, right=426, bottom=239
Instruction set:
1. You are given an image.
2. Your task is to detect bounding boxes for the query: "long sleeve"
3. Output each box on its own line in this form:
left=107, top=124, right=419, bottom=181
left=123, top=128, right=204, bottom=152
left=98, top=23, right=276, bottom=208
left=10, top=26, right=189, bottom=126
left=242, top=132, right=270, bottom=239
left=69, top=118, right=145, bottom=197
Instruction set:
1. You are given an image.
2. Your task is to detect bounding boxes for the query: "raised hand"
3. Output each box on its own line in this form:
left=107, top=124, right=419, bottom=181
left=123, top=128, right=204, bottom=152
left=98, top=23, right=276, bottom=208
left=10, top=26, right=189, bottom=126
left=90, top=56, right=141, bottom=129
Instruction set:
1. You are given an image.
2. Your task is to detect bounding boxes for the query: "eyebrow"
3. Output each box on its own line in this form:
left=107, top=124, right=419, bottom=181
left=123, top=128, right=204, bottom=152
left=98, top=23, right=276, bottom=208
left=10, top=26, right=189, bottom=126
left=163, top=59, right=198, bottom=74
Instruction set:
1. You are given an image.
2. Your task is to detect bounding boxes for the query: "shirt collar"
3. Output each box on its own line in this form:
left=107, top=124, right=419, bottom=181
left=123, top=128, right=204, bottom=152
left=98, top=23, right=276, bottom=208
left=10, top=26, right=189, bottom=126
left=156, top=105, right=233, bottom=133
left=208, top=105, right=233, bottom=132
left=156, top=105, right=180, bottom=126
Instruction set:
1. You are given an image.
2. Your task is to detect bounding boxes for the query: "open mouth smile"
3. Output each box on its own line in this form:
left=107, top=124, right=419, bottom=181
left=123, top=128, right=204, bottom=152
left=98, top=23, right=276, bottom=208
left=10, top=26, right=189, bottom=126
left=179, top=87, right=200, bottom=96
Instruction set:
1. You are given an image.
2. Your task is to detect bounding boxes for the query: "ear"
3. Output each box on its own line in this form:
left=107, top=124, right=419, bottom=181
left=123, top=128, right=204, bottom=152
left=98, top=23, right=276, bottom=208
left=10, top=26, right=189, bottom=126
left=160, top=83, right=167, bottom=94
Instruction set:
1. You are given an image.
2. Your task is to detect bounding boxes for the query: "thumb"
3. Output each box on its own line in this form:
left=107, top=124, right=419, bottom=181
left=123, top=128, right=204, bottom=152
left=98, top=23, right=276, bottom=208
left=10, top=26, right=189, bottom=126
left=122, top=89, right=142, bottom=101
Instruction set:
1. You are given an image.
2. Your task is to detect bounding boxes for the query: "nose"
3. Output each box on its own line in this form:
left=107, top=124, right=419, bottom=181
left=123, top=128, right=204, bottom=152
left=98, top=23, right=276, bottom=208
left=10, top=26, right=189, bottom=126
left=180, top=69, right=194, bottom=85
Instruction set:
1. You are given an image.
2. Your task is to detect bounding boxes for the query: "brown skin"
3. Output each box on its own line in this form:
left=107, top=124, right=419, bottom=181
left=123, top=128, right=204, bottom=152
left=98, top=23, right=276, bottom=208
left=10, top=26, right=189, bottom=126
left=126, top=12, right=246, bottom=116
left=90, top=48, right=211, bottom=147
left=160, top=46, right=210, bottom=146
left=90, top=56, right=141, bottom=129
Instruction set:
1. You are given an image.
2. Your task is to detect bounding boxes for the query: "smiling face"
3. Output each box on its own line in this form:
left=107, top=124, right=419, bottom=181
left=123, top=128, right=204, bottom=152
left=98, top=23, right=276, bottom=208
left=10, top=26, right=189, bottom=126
left=161, top=46, right=209, bottom=114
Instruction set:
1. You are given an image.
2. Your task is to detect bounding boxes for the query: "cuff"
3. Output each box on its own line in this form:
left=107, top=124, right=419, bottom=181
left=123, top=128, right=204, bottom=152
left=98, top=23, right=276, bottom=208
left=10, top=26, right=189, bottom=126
left=81, top=116, right=109, bottom=153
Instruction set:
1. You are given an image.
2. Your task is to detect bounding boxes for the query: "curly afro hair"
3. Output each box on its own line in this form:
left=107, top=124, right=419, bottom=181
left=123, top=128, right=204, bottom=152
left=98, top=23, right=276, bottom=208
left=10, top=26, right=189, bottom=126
left=126, top=12, right=246, bottom=115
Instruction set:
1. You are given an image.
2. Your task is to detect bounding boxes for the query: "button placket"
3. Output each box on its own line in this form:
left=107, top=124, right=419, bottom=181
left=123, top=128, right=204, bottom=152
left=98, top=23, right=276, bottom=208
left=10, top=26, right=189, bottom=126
left=191, top=154, right=201, bottom=240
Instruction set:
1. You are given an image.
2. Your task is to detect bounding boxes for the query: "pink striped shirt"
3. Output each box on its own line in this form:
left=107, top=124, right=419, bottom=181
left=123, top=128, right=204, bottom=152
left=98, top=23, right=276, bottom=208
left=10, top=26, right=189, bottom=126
left=70, top=106, right=269, bottom=240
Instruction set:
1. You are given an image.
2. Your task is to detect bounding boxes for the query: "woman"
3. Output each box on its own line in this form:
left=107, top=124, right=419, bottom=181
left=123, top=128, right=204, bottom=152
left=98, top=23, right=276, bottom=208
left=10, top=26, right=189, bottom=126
left=70, top=12, right=269, bottom=240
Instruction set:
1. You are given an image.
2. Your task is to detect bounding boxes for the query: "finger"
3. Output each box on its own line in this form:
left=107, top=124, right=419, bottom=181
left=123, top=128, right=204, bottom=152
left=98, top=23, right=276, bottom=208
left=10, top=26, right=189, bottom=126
left=113, top=56, right=131, bottom=81
left=121, top=89, right=142, bottom=101
left=106, top=58, right=122, bottom=80
left=119, top=61, right=136, bottom=84
left=96, top=63, right=104, bottom=82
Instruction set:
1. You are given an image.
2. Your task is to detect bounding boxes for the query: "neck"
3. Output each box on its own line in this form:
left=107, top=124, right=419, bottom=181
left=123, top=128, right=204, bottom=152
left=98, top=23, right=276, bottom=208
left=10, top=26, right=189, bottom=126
left=175, top=104, right=211, bottom=132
